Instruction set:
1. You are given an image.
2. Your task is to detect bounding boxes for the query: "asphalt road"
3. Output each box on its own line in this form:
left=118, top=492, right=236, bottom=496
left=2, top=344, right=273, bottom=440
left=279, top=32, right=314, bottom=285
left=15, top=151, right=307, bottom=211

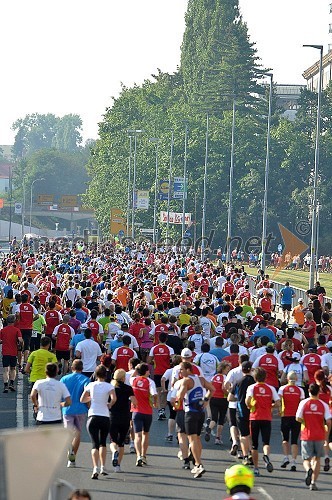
left=0, top=371, right=331, bottom=500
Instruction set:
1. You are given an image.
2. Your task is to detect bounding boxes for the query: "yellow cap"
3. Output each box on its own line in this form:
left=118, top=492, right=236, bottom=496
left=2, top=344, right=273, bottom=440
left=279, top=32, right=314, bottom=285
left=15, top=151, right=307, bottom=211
left=224, top=464, right=254, bottom=492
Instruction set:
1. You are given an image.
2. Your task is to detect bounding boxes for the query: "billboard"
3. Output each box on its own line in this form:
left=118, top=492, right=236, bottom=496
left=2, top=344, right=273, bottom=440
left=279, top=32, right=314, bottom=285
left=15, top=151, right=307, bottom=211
left=110, top=208, right=126, bottom=235
left=158, top=180, right=169, bottom=200
left=60, top=195, right=78, bottom=207
left=37, top=194, right=54, bottom=205
left=134, top=190, right=149, bottom=210
left=160, top=211, right=192, bottom=225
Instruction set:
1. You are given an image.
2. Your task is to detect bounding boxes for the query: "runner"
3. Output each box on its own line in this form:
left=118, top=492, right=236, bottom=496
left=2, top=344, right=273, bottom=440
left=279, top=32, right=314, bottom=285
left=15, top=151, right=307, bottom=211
left=0, top=315, right=23, bottom=392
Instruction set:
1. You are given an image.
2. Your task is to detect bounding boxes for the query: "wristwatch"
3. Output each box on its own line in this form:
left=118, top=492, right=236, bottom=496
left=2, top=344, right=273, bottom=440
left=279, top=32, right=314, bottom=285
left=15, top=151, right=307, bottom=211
left=204, top=396, right=209, bottom=402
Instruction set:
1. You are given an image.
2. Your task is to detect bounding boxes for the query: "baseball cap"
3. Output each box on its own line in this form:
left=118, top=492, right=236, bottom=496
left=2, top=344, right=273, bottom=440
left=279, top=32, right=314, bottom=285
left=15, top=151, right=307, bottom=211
left=291, top=352, right=301, bottom=361
left=292, top=323, right=299, bottom=329
left=298, top=298, right=304, bottom=303
left=181, top=348, right=192, bottom=358
left=246, top=312, right=253, bottom=318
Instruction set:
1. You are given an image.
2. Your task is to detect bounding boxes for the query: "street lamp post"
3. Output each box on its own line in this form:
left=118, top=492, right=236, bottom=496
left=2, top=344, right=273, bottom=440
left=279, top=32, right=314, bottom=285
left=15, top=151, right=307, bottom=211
left=29, top=178, right=45, bottom=233
left=150, top=137, right=160, bottom=245
left=166, top=130, right=174, bottom=243
left=128, top=130, right=143, bottom=239
left=126, top=135, right=133, bottom=237
left=201, top=113, right=209, bottom=262
left=303, top=44, right=323, bottom=289
left=181, top=124, right=188, bottom=250
left=261, top=73, right=273, bottom=273
left=226, top=99, right=236, bottom=263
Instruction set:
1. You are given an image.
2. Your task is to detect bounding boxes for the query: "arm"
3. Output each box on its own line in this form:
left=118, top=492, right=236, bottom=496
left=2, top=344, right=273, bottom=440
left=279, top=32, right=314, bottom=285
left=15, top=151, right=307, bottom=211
left=80, top=388, right=91, bottom=403
left=107, top=389, right=117, bottom=409
left=30, top=388, right=38, bottom=407
left=61, top=396, right=72, bottom=408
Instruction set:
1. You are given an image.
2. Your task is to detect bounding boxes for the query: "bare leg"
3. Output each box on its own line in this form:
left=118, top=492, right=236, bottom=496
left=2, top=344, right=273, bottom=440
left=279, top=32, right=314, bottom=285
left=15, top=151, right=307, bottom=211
left=91, top=449, right=99, bottom=468
left=3, top=367, right=9, bottom=384
left=142, top=431, right=149, bottom=456
left=135, top=431, right=142, bottom=458
left=312, top=457, right=320, bottom=483
left=99, top=446, right=107, bottom=467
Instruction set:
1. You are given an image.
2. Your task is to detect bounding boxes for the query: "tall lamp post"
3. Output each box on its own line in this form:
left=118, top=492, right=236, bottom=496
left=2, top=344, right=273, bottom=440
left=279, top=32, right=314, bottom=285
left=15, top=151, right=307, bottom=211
left=126, top=135, right=133, bottom=237
left=303, top=44, right=323, bottom=289
left=150, top=137, right=160, bottom=245
left=260, top=73, right=273, bottom=273
left=226, top=99, right=236, bottom=263
left=181, top=124, right=189, bottom=249
left=127, top=129, right=143, bottom=239
left=166, top=130, right=174, bottom=242
left=29, top=178, right=45, bottom=233
left=201, top=113, right=209, bottom=261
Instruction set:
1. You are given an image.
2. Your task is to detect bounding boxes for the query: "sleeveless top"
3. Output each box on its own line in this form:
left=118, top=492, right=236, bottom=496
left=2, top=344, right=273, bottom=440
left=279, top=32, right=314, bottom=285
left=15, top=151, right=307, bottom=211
left=183, top=375, right=204, bottom=413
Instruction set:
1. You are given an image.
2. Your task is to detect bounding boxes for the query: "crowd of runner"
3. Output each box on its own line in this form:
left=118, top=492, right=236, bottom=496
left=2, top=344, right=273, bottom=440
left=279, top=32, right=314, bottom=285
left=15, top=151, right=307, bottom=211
left=0, top=240, right=331, bottom=496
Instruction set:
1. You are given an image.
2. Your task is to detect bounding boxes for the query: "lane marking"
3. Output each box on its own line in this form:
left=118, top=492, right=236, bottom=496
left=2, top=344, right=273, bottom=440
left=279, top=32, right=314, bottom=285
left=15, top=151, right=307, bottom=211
left=16, top=372, right=24, bottom=429
left=257, top=487, right=274, bottom=500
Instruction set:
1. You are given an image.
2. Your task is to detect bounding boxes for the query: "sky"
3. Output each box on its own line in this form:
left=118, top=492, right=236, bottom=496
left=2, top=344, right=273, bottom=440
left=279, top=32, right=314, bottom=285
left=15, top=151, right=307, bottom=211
left=0, top=0, right=328, bottom=145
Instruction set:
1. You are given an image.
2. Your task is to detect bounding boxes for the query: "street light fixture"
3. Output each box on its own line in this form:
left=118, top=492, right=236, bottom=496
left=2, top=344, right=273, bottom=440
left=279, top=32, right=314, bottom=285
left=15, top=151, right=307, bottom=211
left=303, top=44, right=323, bottom=289
left=127, top=129, right=143, bottom=239
left=29, top=178, right=45, bottom=233
left=260, top=72, right=273, bottom=273
left=150, top=137, right=160, bottom=245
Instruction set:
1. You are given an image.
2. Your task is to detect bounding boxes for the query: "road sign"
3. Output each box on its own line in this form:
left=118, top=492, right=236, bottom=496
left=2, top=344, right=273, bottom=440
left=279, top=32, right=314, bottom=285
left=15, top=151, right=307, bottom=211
left=140, top=228, right=158, bottom=234
left=173, top=177, right=187, bottom=199
left=60, top=195, right=78, bottom=207
left=118, top=230, right=125, bottom=238
left=110, top=208, right=126, bottom=235
left=134, top=190, right=150, bottom=209
left=14, top=203, right=22, bottom=214
left=158, top=180, right=169, bottom=200
left=184, top=230, right=192, bottom=237
left=277, top=244, right=283, bottom=252
left=37, top=194, right=54, bottom=205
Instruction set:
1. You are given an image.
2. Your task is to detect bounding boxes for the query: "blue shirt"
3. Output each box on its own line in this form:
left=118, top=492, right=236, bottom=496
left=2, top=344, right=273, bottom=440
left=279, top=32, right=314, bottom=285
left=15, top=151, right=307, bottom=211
left=75, top=309, right=88, bottom=323
left=251, top=328, right=276, bottom=343
left=61, top=372, right=90, bottom=415
left=3, top=285, right=12, bottom=297
left=209, top=348, right=229, bottom=361
left=70, top=333, right=86, bottom=355
left=110, top=338, right=123, bottom=353
left=279, top=286, right=295, bottom=305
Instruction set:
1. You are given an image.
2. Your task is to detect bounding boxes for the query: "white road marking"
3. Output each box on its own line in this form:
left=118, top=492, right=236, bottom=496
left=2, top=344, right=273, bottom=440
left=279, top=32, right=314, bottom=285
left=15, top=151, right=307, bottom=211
left=16, top=372, right=24, bottom=428
left=257, top=487, right=274, bottom=500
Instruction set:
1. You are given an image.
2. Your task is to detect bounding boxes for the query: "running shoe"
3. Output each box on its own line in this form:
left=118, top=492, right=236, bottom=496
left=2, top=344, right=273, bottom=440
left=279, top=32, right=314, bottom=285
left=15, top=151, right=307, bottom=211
left=194, top=464, right=206, bottom=479
left=3, top=386, right=8, bottom=393
left=112, top=450, right=119, bottom=467
left=177, top=450, right=183, bottom=460
left=214, top=437, right=221, bottom=446
left=158, top=410, right=164, bottom=421
left=205, top=417, right=211, bottom=428
left=129, top=442, right=136, bottom=454
left=182, top=459, right=190, bottom=470
left=242, top=457, right=250, bottom=466
left=67, top=451, right=76, bottom=464
left=136, top=457, right=143, bottom=467
left=191, top=465, right=199, bottom=474
left=263, top=455, right=273, bottom=473
left=254, top=468, right=260, bottom=477
left=91, top=472, right=98, bottom=479
left=237, top=451, right=243, bottom=460
left=230, top=444, right=238, bottom=456
left=161, top=408, right=167, bottom=420
left=100, top=468, right=108, bottom=476
left=305, top=467, right=313, bottom=486
left=290, top=463, right=296, bottom=472
left=114, top=465, right=122, bottom=473
left=281, top=457, right=289, bottom=469
left=165, top=435, right=173, bottom=442
left=323, top=457, right=330, bottom=472
left=141, top=456, right=147, bottom=465
left=248, top=455, right=254, bottom=466
left=8, top=383, right=16, bottom=392
left=204, top=426, right=211, bottom=442
left=309, top=483, right=318, bottom=491
left=67, top=460, right=76, bottom=468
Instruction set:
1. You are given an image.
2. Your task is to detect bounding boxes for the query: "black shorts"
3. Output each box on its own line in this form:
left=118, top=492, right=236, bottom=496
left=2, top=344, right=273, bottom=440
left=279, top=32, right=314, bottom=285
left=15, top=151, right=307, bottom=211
left=132, top=412, right=153, bottom=433
left=250, top=420, right=271, bottom=449
left=56, top=350, right=71, bottom=361
left=237, top=416, right=250, bottom=437
left=2, top=355, right=17, bottom=368
left=281, top=416, right=301, bottom=445
left=184, top=411, right=205, bottom=436
left=210, top=397, right=228, bottom=425
left=109, top=416, right=131, bottom=447
left=175, top=410, right=186, bottom=434
left=229, top=407, right=238, bottom=427
left=154, top=374, right=162, bottom=388
left=282, top=304, right=291, bottom=312
left=21, top=329, right=32, bottom=351
left=87, top=415, right=110, bottom=449
left=36, top=420, right=62, bottom=425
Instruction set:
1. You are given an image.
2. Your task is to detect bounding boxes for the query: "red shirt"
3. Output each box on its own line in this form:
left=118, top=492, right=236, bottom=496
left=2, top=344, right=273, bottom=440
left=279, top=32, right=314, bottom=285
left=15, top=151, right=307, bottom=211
left=54, top=324, right=73, bottom=351
left=301, top=353, right=322, bottom=384
left=86, top=320, right=101, bottom=342
left=113, top=346, right=136, bottom=371
left=132, top=376, right=155, bottom=415
left=317, top=346, right=329, bottom=356
left=303, top=320, right=317, bottom=340
left=0, top=325, right=22, bottom=356
left=223, top=354, right=239, bottom=369
left=153, top=324, right=169, bottom=345
left=211, top=373, right=226, bottom=399
left=255, top=354, right=281, bottom=388
left=39, top=291, right=50, bottom=306
left=129, top=322, right=145, bottom=341
left=279, top=350, right=294, bottom=367
left=17, top=303, right=37, bottom=329
left=297, top=398, right=331, bottom=441
left=149, top=344, right=174, bottom=375
left=21, top=289, right=32, bottom=302
left=44, top=310, right=61, bottom=336
left=278, top=384, right=304, bottom=416
left=247, top=382, right=279, bottom=421
left=223, top=282, right=235, bottom=295
left=260, top=298, right=272, bottom=313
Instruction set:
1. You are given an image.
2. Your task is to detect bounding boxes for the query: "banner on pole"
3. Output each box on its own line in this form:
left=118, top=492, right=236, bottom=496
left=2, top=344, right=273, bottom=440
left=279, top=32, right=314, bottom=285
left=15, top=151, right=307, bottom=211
left=173, top=177, right=187, bottom=199
left=14, top=202, right=22, bottom=214
left=158, top=180, right=169, bottom=200
left=134, top=190, right=149, bottom=210
left=160, top=211, right=192, bottom=225
left=110, top=208, right=126, bottom=235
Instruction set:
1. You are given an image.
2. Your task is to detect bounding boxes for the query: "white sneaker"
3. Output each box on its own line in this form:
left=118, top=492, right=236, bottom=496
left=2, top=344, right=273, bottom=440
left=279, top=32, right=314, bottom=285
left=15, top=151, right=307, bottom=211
left=114, top=465, right=122, bottom=473
left=191, top=465, right=199, bottom=474
left=177, top=450, right=183, bottom=460
left=194, top=464, right=206, bottom=479
left=67, top=460, right=76, bottom=468
left=129, top=442, right=136, bottom=454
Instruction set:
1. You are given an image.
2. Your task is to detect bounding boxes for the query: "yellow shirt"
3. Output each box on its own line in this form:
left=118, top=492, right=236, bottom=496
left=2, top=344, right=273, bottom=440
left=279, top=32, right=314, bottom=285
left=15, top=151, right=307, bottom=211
left=178, top=313, right=191, bottom=326
left=27, top=349, right=57, bottom=383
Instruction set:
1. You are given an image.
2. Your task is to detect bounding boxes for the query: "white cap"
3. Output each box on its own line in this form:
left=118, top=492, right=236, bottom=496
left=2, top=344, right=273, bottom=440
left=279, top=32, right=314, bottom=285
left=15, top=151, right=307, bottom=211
left=292, top=352, right=301, bottom=361
left=298, top=298, right=304, bottom=303
left=181, top=348, right=192, bottom=358
left=292, top=323, right=299, bottom=328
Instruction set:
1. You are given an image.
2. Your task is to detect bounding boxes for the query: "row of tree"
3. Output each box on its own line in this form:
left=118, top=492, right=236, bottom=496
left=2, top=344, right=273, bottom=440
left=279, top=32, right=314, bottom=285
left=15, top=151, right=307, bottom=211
left=84, top=0, right=331, bottom=254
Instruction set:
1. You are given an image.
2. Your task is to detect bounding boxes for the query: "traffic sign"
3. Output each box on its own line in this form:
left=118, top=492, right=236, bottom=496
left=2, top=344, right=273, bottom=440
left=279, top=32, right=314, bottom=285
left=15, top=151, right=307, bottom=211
left=118, top=230, right=125, bottom=238
left=277, top=244, right=283, bottom=252
left=140, top=228, right=158, bottom=234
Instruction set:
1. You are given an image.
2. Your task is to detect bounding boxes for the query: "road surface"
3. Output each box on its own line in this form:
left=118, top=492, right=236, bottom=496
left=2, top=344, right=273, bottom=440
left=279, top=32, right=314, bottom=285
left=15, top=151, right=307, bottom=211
left=0, top=370, right=331, bottom=499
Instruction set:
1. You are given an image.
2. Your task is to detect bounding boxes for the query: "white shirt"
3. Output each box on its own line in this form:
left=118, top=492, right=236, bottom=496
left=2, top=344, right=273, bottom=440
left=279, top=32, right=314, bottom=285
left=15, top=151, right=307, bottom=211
left=168, top=307, right=181, bottom=317
left=161, top=367, right=173, bottom=401
left=75, top=339, right=102, bottom=372
left=199, top=317, right=213, bottom=338
left=224, top=344, right=248, bottom=355
left=283, top=362, right=308, bottom=387
left=33, top=378, right=70, bottom=422
left=188, top=333, right=208, bottom=353
left=85, top=381, right=115, bottom=417
left=249, top=346, right=269, bottom=363
left=224, top=365, right=244, bottom=408
left=321, top=352, right=332, bottom=373
left=193, top=352, right=219, bottom=381
left=217, top=276, right=227, bottom=291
